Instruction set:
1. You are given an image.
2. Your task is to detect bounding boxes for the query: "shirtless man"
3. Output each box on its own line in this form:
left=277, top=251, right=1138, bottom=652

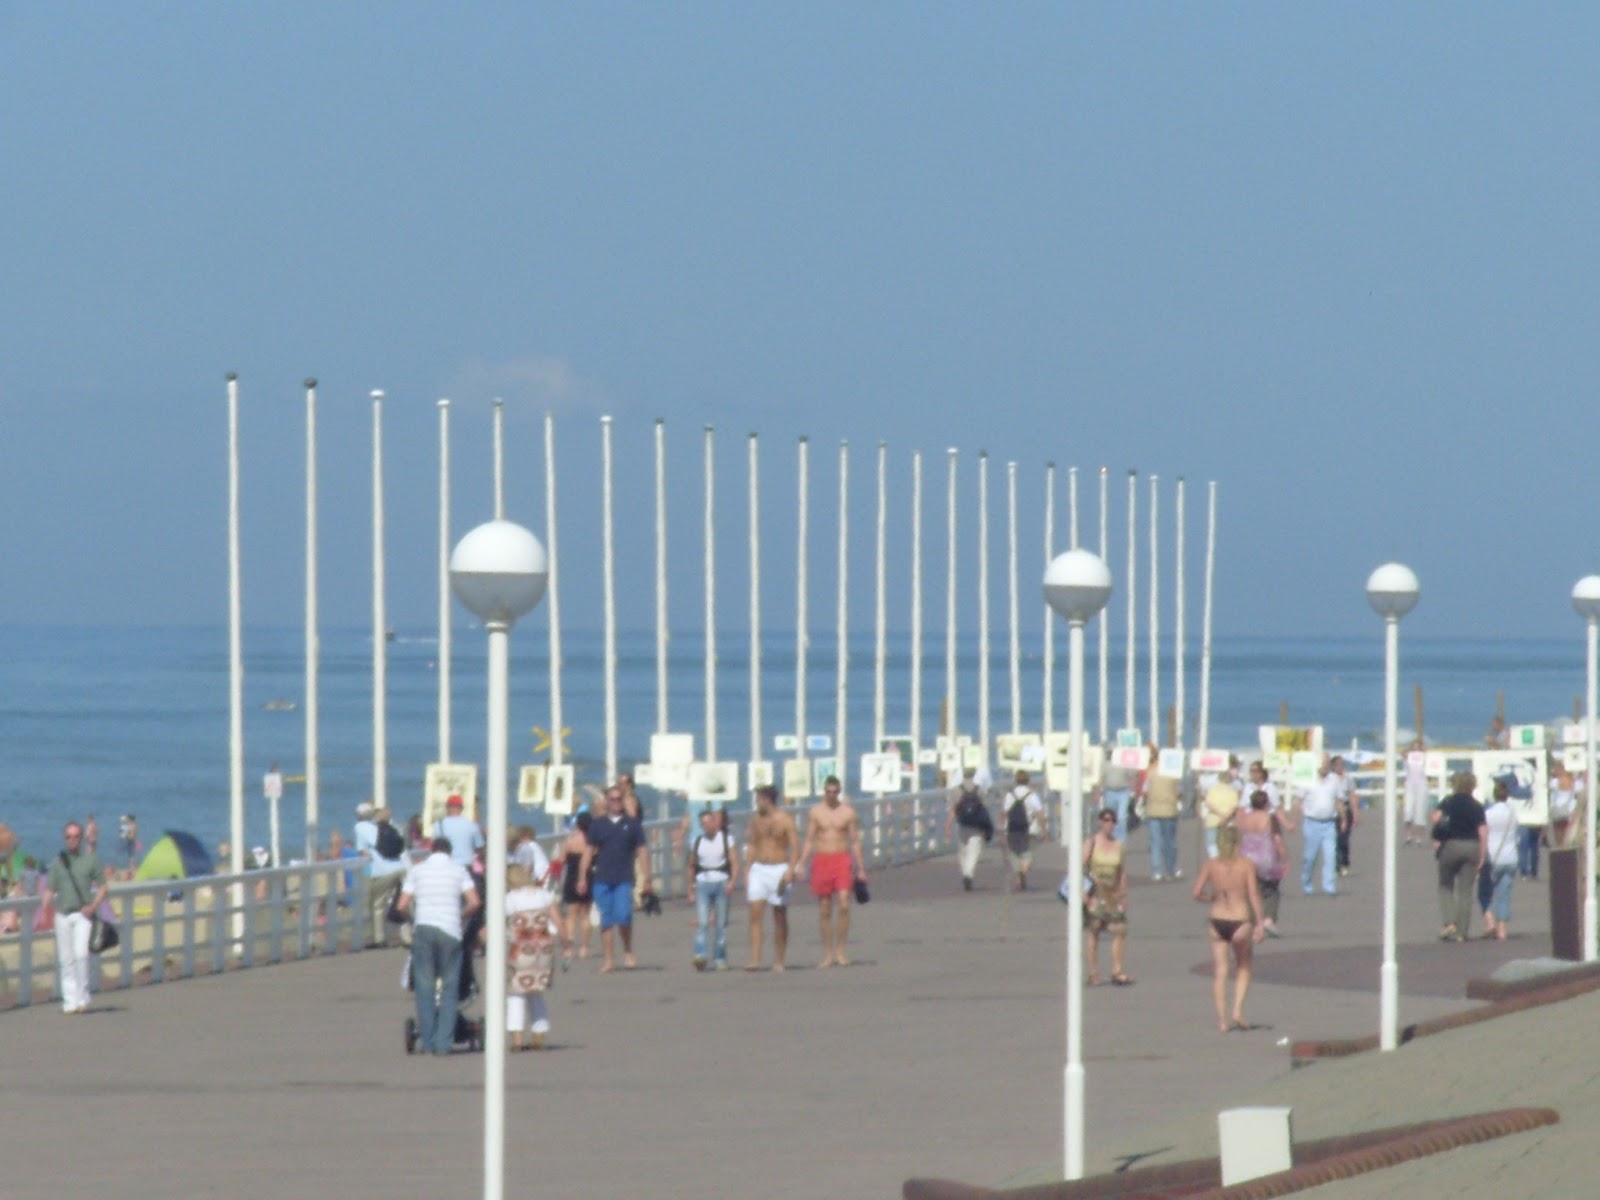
left=798, top=775, right=866, bottom=968
left=743, top=785, right=800, bottom=971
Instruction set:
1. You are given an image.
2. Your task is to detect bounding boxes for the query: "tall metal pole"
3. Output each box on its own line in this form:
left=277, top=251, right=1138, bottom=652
left=1587, top=615, right=1598, bottom=962
left=1174, top=477, right=1186, bottom=748
left=910, top=452, right=924, bottom=768
left=978, top=453, right=991, bottom=751
left=945, top=448, right=958, bottom=738
left=1380, top=613, right=1400, bottom=1050
left=482, top=619, right=510, bottom=1199
left=1199, top=482, right=1216, bottom=750
left=303, top=378, right=320, bottom=860
left=1148, top=474, right=1159, bottom=745
left=438, top=399, right=451, bottom=764
left=796, top=437, right=810, bottom=752
left=602, top=416, right=618, bottom=781
left=1068, top=466, right=1080, bottom=550
left=873, top=442, right=888, bottom=752
left=1125, top=470, right=1137, bottom=734
left=492, top=398, right=504, bottom=520
left=1064, top=613, right=1087, bottom=1179
left=1006, top=459, right=1020, bottom=735
left=1097, top=468, right=1108, bottom=743
left=704, top=426, right=717, bottom=762
left=226, top=374, right=244, bottom=878
left=1043, top=463, right=1056, bottom=740
left=749, top=433, right=762, bottom=768
left=372, top=389, right=387, bottom=812
left=655, top=419, right=668, bottom=736
left=544, top=414, right=564, bottom=771
left=836, top=441, right=850, bottom=777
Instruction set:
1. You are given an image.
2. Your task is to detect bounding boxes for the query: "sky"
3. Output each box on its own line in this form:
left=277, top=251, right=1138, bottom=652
left=1, top=3, right=1595, bottom=639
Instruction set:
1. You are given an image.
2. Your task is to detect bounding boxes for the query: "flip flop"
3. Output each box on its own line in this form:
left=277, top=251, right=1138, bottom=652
left=1111, top=974, right=1134, bottom=986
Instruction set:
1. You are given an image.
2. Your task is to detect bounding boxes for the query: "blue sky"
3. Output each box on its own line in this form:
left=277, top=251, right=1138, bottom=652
left=1, top=4, right=1595, bottom=638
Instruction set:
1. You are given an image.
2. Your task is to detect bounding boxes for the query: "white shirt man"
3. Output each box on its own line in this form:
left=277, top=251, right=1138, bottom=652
left=397, top=838, right=480, bottom=1055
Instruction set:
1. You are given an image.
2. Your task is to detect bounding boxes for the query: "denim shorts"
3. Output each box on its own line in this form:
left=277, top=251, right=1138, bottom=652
left=592, top=880, right=634, bottom=929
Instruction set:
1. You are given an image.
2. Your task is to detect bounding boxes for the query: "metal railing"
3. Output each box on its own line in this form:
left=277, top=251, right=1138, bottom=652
left=2, top=788, right=1038, bottom=1011
left=0, top=860, right=368, bottom=1011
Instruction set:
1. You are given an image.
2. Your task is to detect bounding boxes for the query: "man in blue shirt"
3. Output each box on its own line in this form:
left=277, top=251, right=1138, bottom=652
left=436, top=795, right=484, bottom=872
left=579, top=785, right=654, bottom=973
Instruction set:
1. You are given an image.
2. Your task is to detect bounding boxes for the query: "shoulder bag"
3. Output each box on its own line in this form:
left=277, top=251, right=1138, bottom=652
left=58, top=851, right=119, bottom=953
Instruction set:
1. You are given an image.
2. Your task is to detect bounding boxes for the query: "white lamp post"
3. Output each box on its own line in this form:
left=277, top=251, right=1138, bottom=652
left=450, top=520, right=548, bottom=1200
left=1044, top=548, right=1112, bottom=1181
left=1572, top=576, right=1600, bottom=962
left=1366, top=562, right=1419, bottom=1052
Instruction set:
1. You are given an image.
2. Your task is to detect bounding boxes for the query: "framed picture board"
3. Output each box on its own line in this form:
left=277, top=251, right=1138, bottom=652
left=423, top=763, right=479, bottom=834
left=544, top=764, right=575, bottom=817
left=517, top=765, right=547, bottom=808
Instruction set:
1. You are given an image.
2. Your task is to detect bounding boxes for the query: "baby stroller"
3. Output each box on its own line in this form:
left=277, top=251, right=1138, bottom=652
left=402, top=905, right=486, bottom=1055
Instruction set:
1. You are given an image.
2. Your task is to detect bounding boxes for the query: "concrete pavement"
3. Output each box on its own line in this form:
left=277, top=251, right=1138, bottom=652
left=4, top=813, right=1581, bottom=1199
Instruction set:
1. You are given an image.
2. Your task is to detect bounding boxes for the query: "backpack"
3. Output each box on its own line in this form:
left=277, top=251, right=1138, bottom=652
left=955, top=792, right=988, bottom=829
left=1007, top=789, right=1033, bottom=834
left=375, top=820, right=405, bottom=860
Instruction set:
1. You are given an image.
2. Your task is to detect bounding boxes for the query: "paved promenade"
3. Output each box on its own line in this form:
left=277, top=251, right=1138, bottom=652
left=5, top=815, right=1582, bottom=1199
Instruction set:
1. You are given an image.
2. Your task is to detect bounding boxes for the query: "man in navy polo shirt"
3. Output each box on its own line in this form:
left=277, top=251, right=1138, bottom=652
left=579, top=785, right=654, bottom=972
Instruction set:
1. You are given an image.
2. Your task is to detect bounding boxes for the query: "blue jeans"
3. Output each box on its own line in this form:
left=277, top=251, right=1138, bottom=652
left=1301, top=818, right=1337, bottom=894
left=1103, top=789, right=1131, bottom=842
left=412, top=924, right=463, bottom=1055
left=1489, top=863, right=1515, bottom=923
left=694, top=878, right=730, bottom=964
left=1517, top=826, right=1541, bottom=878
left=1147, top=817, right=1178, bottom=878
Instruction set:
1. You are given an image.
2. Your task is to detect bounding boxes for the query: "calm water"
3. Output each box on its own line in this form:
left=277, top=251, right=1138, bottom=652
left=0, top=625, right=1586, bottom=859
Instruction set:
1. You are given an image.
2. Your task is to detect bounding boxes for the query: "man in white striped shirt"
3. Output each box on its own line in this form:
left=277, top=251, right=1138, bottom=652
left=397, top=836, right=480, bottom=1055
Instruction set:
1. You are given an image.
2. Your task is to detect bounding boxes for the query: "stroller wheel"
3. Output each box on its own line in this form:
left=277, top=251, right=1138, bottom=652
left=404, top=1017, right=418, bottom=1055
left=470, top=1018, right=485, bottom=1053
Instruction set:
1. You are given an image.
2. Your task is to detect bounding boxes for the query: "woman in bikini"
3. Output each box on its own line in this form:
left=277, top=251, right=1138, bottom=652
left=1082, top=807, right=1131, bottom=986
left=1192, top=825, right=1264, bottom=1033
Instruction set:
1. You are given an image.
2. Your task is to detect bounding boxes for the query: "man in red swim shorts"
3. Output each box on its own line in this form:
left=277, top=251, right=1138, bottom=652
left=798, top=776, right=866, bottom=968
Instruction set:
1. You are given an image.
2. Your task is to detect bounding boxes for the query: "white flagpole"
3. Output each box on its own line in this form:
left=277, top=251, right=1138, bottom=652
left=1098, top=467, right=1109, bottom=744
left=704, top=425, right=718, bottom=762
left=978, top=453, right=991, bottom=751
left=1199, top=482, right=1217, bottom=751
left=1148, top=474, right=1159, bottom=745
left=796, top=436, right=810, bottom=752
left=602, top=415, right=618, bottom=782
left=1069, top=465, right=1080, bottom=550
left=835, top=441, right=850, bottom=779
left=945, top=449, right=958, bottom=740
left=1005, top=459, right=1019, bottom=736
left=372, top=389, right=387, bottom=813
left=910, top=452, right=924, bottom=770
left=226, top=374, right=244, bottom=879
left=655, top=418, right=669, bottom=736
left=438, top=399, right=451, bottom=765
left=545, top=414, right=564, bottom=771
left=874, top=442, right=888, bottom=752
left=303, top=378, right=319, bottom=862
left=749, top=433, right=762, bottom=768
left=1043, top=463, right=1056, bottom=742
left=492, top=398, right=504, bottom=520
left=1125, top=469, right=1137, bottom=734
left=1175, top=477, right=1187, bottom=749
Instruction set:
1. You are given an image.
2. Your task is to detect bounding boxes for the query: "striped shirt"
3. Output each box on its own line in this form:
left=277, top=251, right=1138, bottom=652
left=402, top=853, right=474, bottom=940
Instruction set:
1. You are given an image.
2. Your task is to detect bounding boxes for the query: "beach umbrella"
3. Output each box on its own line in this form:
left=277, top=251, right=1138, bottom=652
left=134, top=831, right=215, bottom=881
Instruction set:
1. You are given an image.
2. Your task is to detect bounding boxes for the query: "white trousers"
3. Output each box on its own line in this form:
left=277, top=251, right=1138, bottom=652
left=506, top=993, right=550, bottom=1035
left=957, top=833, right=985, bottom=879
left=54, top=912, right=93, bottom=1012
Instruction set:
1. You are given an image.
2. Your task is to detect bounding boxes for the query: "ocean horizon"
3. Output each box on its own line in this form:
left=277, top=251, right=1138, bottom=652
left=2, top=624, right=1587, bottom=861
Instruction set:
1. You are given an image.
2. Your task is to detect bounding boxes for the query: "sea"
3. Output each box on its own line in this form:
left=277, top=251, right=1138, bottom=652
left=0, top=625, right=1586, bottom=863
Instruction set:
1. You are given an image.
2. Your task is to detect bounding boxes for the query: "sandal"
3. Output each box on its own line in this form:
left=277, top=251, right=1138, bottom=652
left=1111, top=974, right=1133, bottom=986
left=1087, top=971, right=1102, bottom=987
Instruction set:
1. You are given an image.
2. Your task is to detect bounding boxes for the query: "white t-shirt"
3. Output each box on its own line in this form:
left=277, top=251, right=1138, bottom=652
left=1298, top=776, right=1340, bottom=821
left=1484, top=801, right=1519, bottom=869
left=692, top=830, right=734, bottom=882
left=512, top=839, right=551, bottom=883
left=402, top=853, right=475, bottom=940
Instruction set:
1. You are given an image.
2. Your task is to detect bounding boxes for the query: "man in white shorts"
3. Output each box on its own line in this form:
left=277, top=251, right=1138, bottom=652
left=743, top=785, right=799, bottom=971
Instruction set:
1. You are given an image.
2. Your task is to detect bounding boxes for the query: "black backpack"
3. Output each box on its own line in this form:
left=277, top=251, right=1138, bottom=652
left=1006, top=790, right=1032, bottom=834
left=955, top=792, right=988, bottom=829
left=375, top=820, right=405, bottom=860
